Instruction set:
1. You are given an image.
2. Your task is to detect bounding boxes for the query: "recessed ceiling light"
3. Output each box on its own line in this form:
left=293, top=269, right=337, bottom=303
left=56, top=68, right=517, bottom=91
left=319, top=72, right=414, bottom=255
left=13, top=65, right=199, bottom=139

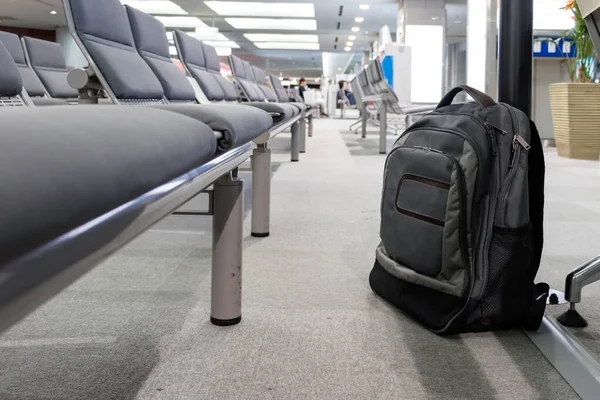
left=205, top=1, right=315, bottom=18
left=351, top=26, right=360, bottom=32
left=337, top=68, right=341, bottom=70
left=346, top=41, right=353, bottom=46
left=253, top=42, right=320, bottom=50
left=155, top=16, right=207, bottom=28
left=348, top=35, right=356, bottom=40
left=359, top=4, right=369, bottom=10
left=244, top=33, right=318, bottom=42
left=215, top=47, right=232, bottom=56
left=354, top=17, right=364, bottom=23
left=344, top=46, right=351, bottom=51
left=50, top=10, right=57, bottom=15
left=226, top=18, right=317, bottom=30
left=120, top=1, right=188, bottom=15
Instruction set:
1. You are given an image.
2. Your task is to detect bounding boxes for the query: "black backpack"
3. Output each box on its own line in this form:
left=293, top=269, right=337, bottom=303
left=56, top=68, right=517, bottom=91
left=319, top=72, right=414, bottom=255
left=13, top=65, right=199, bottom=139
left=369, top=86, right=549, bottom=334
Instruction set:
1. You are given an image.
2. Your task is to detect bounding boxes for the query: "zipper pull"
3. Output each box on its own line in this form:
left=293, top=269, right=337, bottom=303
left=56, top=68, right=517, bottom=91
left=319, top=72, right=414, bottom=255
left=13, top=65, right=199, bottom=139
left=485, top=124, right=498, bottom=156
left=488, top=123, right=507, bottom=136
left=509, top=136, right=518, bottom=168
left=514, top=134, right=531, bottom=151
left=429, top=148, right=444, bottom=154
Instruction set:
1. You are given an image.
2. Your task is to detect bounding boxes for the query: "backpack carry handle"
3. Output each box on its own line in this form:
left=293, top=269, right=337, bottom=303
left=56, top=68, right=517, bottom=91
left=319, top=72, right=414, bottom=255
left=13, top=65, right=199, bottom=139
left=436, top=85, right=497, bottom=109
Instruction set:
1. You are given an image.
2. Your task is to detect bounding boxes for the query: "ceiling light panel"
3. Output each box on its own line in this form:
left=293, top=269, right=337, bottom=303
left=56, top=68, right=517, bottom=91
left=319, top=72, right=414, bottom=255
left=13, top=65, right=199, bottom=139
left=355, top=17, right=364, bottom=23
left=253, top=42, right=320, bottom=50
left=155, top=16, right=207, bottom=28
left=205, top=1, right=314, bottom=18
left=225, top=18, right=317, bottom=30
left=120, top=1, right=188, bottom=15
left=203, top=40, right=240, bottom=48
left=244, top=33, right=318, bottom=43
left=359, top=4, right=370, bottom=10
left=351, top=26, right=360, bottom=32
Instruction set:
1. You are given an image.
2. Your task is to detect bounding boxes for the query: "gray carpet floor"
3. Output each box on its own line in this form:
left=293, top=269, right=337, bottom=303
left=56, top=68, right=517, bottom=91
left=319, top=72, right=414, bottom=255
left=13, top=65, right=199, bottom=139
left=1, top=117, right=594, bottom=400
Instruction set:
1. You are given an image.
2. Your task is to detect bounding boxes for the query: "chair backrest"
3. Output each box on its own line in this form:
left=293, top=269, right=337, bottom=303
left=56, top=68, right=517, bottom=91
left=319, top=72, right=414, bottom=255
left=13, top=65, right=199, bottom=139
left=63, top=0, right=165, bottom=103
left=357, top=69, right=373, bottom=97
left=229, top=55, right=266, bottom=102
left=173, top=30, right=238, bottom=102
left=0, top=31, right=48, bottom=98
left=268, top=74, right=290, bottom=103
left=21, top=37, right=79, bottom=99
left=125, top=5, right=195, bottom=102
left=0, top=41, right=28, bottom=107
left=251, top=66, right=278, bottom=102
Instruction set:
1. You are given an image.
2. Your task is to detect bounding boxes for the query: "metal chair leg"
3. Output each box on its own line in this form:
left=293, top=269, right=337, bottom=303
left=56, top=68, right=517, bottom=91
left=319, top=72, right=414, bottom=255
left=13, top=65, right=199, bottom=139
left=211, top=173, right=243, bottom=326
left=251, top=144, right=271, bottom=237
left=291, top=121, right=300, bottom=162
left=558, top=255, right=600, bottom=327
left=299, top=116, right=307, bottom=153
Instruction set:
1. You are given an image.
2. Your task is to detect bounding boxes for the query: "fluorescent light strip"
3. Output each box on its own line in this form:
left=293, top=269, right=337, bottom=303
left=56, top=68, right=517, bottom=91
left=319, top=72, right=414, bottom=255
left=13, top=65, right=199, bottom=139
left=253, top=42, right=320, bottom=50
left=205, top=1, right=314, bottom=18
left=244, top=33, right=318, bottom=43
left=203, top=40, right=240, bottom=48
left=155, top=16, right=207, bottom=28
left=170, top=44, right=231, bottom=56
left=225, top=18, right=317, bottom=30
left=120, top=0, right=188, bottom=15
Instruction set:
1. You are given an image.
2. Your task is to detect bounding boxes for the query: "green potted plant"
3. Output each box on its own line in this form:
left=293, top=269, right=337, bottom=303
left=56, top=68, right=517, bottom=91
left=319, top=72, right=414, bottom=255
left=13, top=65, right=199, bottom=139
left=549, top=0, right=600, bottom=159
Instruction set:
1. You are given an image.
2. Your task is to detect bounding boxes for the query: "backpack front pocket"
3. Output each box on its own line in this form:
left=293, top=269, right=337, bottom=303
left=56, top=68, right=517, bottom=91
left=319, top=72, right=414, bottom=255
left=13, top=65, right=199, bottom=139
left=380, top=146, right=470, bottom=297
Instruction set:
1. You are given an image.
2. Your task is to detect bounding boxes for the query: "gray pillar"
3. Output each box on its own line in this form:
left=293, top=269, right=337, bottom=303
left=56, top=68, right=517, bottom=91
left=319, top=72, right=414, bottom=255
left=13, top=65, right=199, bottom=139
left=251, top=144, right=271, bottom=237
left=211, top=173, right=243, bottom=326
left=379, top=107, right=388, bottom=154
left=291, top=121, right=300, bottom=162
left=498, top=0, right=533, bottom=116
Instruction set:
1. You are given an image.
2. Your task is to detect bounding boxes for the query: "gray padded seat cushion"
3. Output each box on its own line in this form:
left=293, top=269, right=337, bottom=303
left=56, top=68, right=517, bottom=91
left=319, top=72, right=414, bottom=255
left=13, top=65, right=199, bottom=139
left=174, top=31, right=238, bottom=102
left=251, top=66, right=278, bottom=102
left=155, top=103, right=272, bottom=151
left=0, top=106, right=217, bottom=265
left=229, top=55, right=265, bottom=102
left=243, top=102, right=296, bottom=123
left=125, top=6, right=195, bottom=102
left=22, top=37, right=79, bottom=99
left=0, top=31, right=47, bottom=97
left=67, top=0, right=164, bottom=100
left=0, top=41, right=23, bottom=96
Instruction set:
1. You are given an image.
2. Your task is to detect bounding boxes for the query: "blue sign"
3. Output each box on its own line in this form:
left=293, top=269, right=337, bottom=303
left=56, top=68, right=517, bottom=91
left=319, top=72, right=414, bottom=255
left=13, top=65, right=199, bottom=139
left=381, top=55, right=394, bottom=89
left=533, top=36, right=576, bottom=58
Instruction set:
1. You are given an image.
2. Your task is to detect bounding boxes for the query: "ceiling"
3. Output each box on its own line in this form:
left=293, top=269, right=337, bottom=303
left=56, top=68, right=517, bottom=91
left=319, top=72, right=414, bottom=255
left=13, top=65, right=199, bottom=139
left=0, top=0, right=468, bottom=78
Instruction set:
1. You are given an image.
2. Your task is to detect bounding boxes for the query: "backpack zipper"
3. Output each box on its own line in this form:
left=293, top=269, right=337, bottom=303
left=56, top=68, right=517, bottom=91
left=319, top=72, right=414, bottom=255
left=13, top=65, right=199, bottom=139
left=495, top=105, right=531, bottom=224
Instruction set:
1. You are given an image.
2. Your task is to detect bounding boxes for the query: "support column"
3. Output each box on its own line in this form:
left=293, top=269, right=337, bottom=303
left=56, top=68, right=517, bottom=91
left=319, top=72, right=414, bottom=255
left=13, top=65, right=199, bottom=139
left=498, top=0, right=533, bottom=116
left=211, top=173, right=244, bottom=326
left=290, top=121, right=300, bottom=161
left=251, top=144, right=271, bottom=238
left=379, top=107, right=388, bottom=154
left=299, top=116, right=307, bottom=153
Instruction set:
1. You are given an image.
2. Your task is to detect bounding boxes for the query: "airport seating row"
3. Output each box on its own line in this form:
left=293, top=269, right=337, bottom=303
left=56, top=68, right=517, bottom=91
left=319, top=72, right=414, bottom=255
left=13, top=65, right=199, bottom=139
left=0, top=0, right=314, bottom=334
left=354, top=58, right=436, bottom=153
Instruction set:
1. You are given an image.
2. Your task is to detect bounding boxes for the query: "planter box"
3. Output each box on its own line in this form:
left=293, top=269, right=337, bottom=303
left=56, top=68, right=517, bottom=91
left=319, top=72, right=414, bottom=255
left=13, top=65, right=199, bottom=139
left=549, top=83, right=600, bottom=160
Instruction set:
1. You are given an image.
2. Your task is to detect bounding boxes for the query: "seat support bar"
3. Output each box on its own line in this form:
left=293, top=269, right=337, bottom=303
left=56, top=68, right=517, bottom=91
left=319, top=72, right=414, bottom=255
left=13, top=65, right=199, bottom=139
left=251, top=144, right=271, bottom=237
left=211, top=173, right=244, bottom=326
